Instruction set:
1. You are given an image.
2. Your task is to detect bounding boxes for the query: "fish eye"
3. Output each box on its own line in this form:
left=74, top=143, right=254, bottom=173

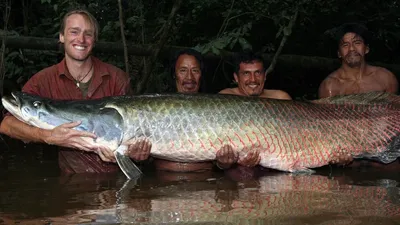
left=33, top=101, right=42, bottom=108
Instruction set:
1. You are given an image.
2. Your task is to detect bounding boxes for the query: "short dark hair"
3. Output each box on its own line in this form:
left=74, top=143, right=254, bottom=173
left=233, top=51, right=265, bottom=74
left=169, top=48, right=207, bottom=92
left=335, top=23, right=371, bottom=46
left=170, top=48, right=205, bottom=78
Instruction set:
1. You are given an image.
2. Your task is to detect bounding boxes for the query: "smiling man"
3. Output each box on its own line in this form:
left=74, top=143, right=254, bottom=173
left=173, top=49, right=203, bottom=94
left=219, top=51, right=291, bottom=100
left=0, top=9, right=136, bottom=174
left=317, top=23, right=399, bottom=169
left=318, top=23, right=398, bottom=98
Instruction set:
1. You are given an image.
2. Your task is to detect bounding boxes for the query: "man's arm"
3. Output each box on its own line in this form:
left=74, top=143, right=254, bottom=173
left=0, top=115, right=116, bottom=161
left=0, top=115, right=48, bottom=143
left=218, top=88, right=236, bottom=95
left=380, top=68, right=399, bottom=94
left=318, top=76, right=341, bottom=99
left=272, top=90, right=292, bottom=100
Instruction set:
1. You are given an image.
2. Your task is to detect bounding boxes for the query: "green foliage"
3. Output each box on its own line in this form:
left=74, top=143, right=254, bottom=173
left=3, top=0, right=400, bottom=96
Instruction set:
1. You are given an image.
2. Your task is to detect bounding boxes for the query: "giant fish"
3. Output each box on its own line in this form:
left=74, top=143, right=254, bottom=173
left=2, top=91, right=400, bottom=178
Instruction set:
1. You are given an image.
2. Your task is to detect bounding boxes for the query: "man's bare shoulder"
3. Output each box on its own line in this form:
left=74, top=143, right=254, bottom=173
left=368, top=65, right=399, bottom=93
left=318, top=69, right=345, bottom=97
left=219, top=88, right=239, bottom=95
left=323, top=69, right=343, bottom=81
left=368, top=65, right=396, bottom=77
left=261, top=90, right=292, bottom=100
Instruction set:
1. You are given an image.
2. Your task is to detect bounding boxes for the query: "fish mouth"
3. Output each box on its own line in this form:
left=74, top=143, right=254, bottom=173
left=2, top=93, right=21, bottom=117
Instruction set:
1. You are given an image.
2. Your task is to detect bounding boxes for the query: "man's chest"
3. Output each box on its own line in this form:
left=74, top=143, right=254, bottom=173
left=337, top=76, right=386, bottom=95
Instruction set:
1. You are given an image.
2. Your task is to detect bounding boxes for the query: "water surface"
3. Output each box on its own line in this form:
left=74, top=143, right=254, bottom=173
left=1, top=141, right=400, bottom=225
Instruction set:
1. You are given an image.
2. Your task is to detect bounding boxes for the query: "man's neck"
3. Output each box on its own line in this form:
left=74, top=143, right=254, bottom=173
left=65, top=56, right=93, bottom=80
left=339, top=62, right=368, bottom=80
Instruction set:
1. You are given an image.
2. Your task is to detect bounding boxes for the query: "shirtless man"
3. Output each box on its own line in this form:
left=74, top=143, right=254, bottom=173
left=219, top=51, right=292, bottom=100
left=319, top=23, right=399, bottom=169
left=318, top=23, right=398, bottom=98
left=130, top=49, right=260, bottom=173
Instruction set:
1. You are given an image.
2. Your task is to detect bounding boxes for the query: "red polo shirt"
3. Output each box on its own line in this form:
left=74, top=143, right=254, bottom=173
left=22, top=56, right=132, bottom=174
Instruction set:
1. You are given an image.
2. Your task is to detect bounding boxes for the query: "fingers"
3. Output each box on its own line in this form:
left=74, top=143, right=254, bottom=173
left=96, top=146, right=116, bottom=163
left=330, top=152, right=353, bottom=166
left=59, top=121, right=82, bottom=128
left=126, top=138, right=152, bottom=161
left=238, top=150, right=261, bottom=167
left=57, top=121, right=97, bottom=139
left=216, top=144, right=238, bottom=164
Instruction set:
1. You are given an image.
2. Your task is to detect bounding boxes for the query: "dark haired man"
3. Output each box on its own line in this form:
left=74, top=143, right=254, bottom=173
left=219, top=51, right=291, bottom=100
left=172, top=48, right=205, bottom=94
left=318, top=23, right=398, bottom=98
left=318, top=23, right=399, bottom=168
left=130, top=49, right=261, bottom=172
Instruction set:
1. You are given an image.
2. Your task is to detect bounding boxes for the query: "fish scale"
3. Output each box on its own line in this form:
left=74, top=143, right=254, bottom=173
left=3, top=91, right=400, bottom=173
left=126, top=94, right=400, bottom=171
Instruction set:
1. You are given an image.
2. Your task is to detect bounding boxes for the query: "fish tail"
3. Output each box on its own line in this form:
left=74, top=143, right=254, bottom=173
left=356, top=132, right=400, bottom=164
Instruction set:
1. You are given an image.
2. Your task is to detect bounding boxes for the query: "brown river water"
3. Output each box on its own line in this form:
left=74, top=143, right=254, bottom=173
left=0, top=139, right=400, bottom=225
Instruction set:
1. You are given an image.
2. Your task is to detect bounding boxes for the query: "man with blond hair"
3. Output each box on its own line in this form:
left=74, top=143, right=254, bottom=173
left=0, top=9, right=139, bottom=174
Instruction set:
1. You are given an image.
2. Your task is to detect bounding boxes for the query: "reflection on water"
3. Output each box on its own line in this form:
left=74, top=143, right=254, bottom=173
left=1, top=143, right=400, bottom=224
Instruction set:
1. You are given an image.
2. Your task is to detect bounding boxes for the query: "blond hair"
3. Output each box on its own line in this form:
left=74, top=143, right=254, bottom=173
left=59, top=9, right=99, bottom=41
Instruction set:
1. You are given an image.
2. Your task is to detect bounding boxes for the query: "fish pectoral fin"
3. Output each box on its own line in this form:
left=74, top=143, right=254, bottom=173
left=114, top=145, right=143, bottom=180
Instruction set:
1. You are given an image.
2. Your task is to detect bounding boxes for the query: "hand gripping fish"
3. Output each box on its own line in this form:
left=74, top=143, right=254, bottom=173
left=2, top=91, right=400, bottom=179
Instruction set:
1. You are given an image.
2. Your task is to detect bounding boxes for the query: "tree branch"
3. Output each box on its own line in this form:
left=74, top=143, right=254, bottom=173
left=217, top=0, right=235, bottom=37
left=265, top=8, right=298, bottom=75
left=1, top=0, right=11, bottom=96
left=118, top=0, right=130, bottom=76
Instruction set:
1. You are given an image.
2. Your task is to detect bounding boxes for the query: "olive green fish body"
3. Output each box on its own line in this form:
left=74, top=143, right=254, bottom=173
left=3, top=92, right=400, bottom=172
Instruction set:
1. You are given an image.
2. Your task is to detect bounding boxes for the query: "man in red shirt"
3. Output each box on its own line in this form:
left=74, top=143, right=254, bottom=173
left=0, top=9, right=136, bottom=174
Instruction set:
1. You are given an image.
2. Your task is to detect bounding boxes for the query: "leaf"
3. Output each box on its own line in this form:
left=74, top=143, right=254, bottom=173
left=229, top=38, right=238, bottom=49
left=211, top=45, right=220, bottom=55
left=283, top=26, right=292, bottom=36
left=213, top=38, right=227, bottom=49
left=238, top=37, right=252, bottom=50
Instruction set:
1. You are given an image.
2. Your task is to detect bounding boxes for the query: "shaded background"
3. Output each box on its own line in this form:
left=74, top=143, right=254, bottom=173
left=1, top=0, right=399, bottom=100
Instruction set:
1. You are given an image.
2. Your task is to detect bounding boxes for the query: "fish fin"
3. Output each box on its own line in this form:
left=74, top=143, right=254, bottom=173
left=114, top=145, right=143, bottom=180
left=312, top=92, right=400, bottom=105
left=290, top=168, right=316, bottom=174
left=355, top=133, right=400, bottom=164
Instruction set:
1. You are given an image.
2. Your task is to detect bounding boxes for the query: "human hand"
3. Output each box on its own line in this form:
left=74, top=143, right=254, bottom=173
left=95, top=145, right=116, bottom=163
left=238, top=150, right=261, bottom=167
left=216, top=144, right=238, bottom=169
left=125, top=138, right=152, bottom=161
left=43, top=121, right=97, bottom=151
left=329, top=152, right=353, bottom=166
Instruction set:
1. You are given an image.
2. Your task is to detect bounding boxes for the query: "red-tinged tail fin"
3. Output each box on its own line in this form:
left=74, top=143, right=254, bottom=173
left=354, top=131, right=400, bottom=164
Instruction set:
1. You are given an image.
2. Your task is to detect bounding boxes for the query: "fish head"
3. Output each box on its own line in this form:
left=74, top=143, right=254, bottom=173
left=2, top=92, right=73, bottom=129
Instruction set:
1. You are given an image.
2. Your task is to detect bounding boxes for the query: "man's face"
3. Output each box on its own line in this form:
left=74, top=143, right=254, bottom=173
left=338, top=32, right=369, bottom=68
left=234, top=61, right=266, bottom=96
left=59, top=14, right=95, bottom=62
left=175, top=54, right=201, bottom=94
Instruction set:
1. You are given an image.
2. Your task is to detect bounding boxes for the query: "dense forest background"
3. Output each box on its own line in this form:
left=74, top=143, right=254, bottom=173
left=0, top=0, right=399, bottom=100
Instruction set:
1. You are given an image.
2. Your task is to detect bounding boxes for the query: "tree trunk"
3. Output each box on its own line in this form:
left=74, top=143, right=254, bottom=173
left=117, top=0, right=130, bottom=76
left=135, top=0, right=183, bottom=94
